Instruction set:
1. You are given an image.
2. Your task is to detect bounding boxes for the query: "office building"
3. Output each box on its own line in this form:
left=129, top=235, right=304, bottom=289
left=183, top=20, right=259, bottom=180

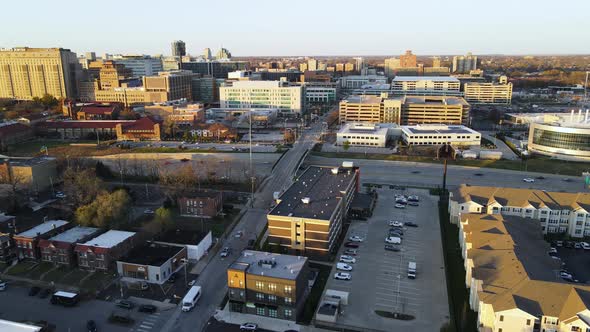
left=452, top=52, right=477, bottom=73
left=227, top=250, right=310, bottom=321
left=384, top=57, right=401, bottom=78
left=0, top=156, right=58, bottom=192
left=304, top=86, right=337, bottom=105
left=307, top=58, right=318, bottom=71
left=464, top=82, right=513, bottom=105
left=336, top=123, right=392, bottom=147
left=0, top=47, right=80, bottom=100
left=339, top=75, right=387, bottom=89
left=391, top=76, right=461, bottom=96
left=458, top=212, right=590, bottom=332
left=203, top=48, right=212, bottom=60
left=220, top=81, right=303, bottom=114
left=449, top=184, right=590, bottom=237
left=117, top=242, right=187, bottom=284
left=13, top=220, right=71, bottom=260
left=191, top=75, right=218, bottom=103
left=216, top=48, right=231, bottom=60
left=97, top=61, right=133, bottom=89
left=178, top=191, right=223, bottom=218
left=162, top=56, right=180, bottom=71
left=181, top=60, right=247, bottom=79
left=143, top=70, right=194, bottom=101
left=259, top=70, right=302, bottom=82
left=74, top=230, right=137, bottom=271
left=112, top=55, right=163, bottom=77
left=353, top=57, right=366, bottom=73
left=38, top=226, right=102, bottom=267
left=401, top=124, right=481, bottom=146
left=171, top=40, right=186, bottom=57
left=399, top=50, right=417, bottom=68
left=268, top=165, right=359, bottom=255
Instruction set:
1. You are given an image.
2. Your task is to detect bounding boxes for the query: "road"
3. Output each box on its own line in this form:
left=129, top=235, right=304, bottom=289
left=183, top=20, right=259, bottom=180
left=480, top=132, right=519, bottom=160
left=160, top=118, right=324, bottom=332
left=306, top=156, right=588, bottom=193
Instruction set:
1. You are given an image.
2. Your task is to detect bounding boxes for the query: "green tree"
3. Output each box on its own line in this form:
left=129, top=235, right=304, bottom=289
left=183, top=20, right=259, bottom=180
left=342, top=140, right=351, bottom=151
left=154, top=207, right=174, bottom=232
left=75, top=189, right=131, bottom=228
left=63, top=167, right=104, bottom=207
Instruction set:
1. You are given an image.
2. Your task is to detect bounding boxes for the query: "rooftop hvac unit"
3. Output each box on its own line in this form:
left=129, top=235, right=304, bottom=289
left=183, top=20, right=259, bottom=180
left=301, top=197, right=311, bottom=204
left=331, top=168, right=339, bottom=175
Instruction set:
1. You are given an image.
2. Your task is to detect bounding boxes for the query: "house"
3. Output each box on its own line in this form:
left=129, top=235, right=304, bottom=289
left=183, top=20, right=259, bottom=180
left=116, top=242, right=187, bottom=284
left=38, top=226, right=102, bottom=267
left=12, top=220, right=71, bottom=260
left=177, top=191, right=223, bottom=218
left=115, top=116, right=162, bottom=141
left=74, top=230, right=136, bottom=271
left=154, top=229, right=212, bottom=262
left=0, top=122, right=34, bottom=148
left=189, top=123, right=236, bottom=141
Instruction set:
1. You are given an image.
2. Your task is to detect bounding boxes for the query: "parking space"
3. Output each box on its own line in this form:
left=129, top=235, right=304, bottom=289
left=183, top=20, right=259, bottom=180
left=321, top=188, right=449, bottom=331
left=555, top=246, right=590, bottom=283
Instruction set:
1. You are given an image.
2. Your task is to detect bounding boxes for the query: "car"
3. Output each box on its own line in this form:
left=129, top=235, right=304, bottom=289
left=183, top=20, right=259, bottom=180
left=385, top=236, right=401, bottom=244
left=575, top=242, right=583, bottom=249
left=549, top=247, right=558, bottom=254
left=28, top=286, right=40, bottom=296
left=234, top=230, right=243, bottom=238
left=408, top=201, right=419, bottom=206
left=336, top=263, right=353, bottom=271
left=560, top=271, right=573, bottom=279
left=404, top=222, right=418, bottom=227
left=389, top=220, right=403, bottom=227
left=395, top=198, right=407, bottom=204
left=39, top=288, right=51, bottom=298
left=389, top=231, right=403, bottom=238
left=343, top=249, right=357, bottom=256
left=340, top=255, right=356, bottom=264
left=563, top=178, right=573, bottom=182
left=348, top=235, right=364, bottom=242
left=86, top=320, right=97, bottom=332
left=384, top=245, right=400, bottom=252
left=565, top=241, right=574, bottom=248
left=115, top=299, right=135, bottom=309
left=0, top=281, right=6, bottom=291
left=55, top=192, right=67, bottom=199
left=407, top=195, right=420, bottom=202
left=394, top=203, right=406, bottom=209
left=240, top=322, right=259, bottom=331
left=389, top=228, right=404, bottom=235
left=138, top=304, right=157, bottom=313
left=188, top=279, right=197, bottom=287
left=556, top=241, right=564, bottom=247
left=334, top=272, right=351, bottom=280
left=247, top=239, right=256, bottom=250
left=344, top=242, right=359, bottom=248
left=220, top=247, right=231, bottom=258
left=143, top=209, right=155, bottom=214
left=582, top=242, right=590, bottom=250
left=536, top=176, right=546, bottom=180
left=522, top=178, right=535, bottom=183
left=562, top=275, right=580, bottom=283
left=474, top=173, right=484, bottom=176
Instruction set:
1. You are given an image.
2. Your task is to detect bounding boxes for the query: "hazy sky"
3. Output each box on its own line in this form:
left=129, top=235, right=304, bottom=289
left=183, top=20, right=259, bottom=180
left=2, top=0, right=589, bottom=57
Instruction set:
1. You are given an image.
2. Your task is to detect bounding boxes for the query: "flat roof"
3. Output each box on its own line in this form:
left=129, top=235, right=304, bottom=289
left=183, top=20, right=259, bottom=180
left=156, top=229, right=208, bottom=245
left=401, top=124, right=479, bottom=135
left=269, top=166, right=357, bottom=220
left=8, top=156, right=56, bottom=167
left=507, top=111, right=590, bottom=129
left=119, top=242, right=184, bottom=267
left=338, top=123, right=389, bottom=136
left=78, top=230, right=135, bottom=248
left=393, top=76, right=459, bottom=82
left=47, top=226, right=100, bottom=243
left=342, top=95, right=382, bottom=104
left=229, top=250, right=307, bottom=280
left=16, top=220, right=69, bottom=238
left=0, top=319, right=42, bottom=332
left=0, top=214, right=15, bottom=223
left=403, top=95, right=469, bottom=106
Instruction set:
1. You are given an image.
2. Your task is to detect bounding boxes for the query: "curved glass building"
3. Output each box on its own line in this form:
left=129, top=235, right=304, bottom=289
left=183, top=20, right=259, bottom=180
left=527, top=111, right=590, bottom=161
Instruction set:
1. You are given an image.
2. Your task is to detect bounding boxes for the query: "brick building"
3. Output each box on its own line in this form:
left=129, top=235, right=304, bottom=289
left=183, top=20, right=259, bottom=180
left=38, top=226, right=102, bottom=267
left=178, top=191, right=223, bottom=218
left=13, top=220, right=71, bottom=260
left=74, top=230, right=136, bottom=271
left=117, top=242, right=187, bottom=284
left=76, top=104, right=122, bottom=120
left=115, top=116, right=162, bottom=141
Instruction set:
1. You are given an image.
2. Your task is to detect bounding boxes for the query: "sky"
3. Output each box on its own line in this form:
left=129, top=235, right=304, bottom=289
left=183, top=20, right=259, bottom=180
left=1, top=0, right=589, bottom=57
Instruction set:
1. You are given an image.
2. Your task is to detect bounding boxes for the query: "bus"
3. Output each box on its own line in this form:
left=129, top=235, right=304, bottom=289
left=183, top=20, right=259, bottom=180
left=181, top=286, right=202, bottom=312
left=50, top=291, right=79, bottom=306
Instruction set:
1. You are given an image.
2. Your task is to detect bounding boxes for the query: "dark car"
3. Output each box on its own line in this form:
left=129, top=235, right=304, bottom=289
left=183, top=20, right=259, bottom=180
left=86, top=320, right=98, bottom=332
left=404, top=222, right=418, bottom=227
left=247, top=239, right=256, bottom=250
left=138, top=304, right=157, bottom=313
left=389, top=228, right=404, bottom=235
left=39, top=288, right=51, bottom=299
left=29, top=286, right=41, bottom=296
left=389, top=231, right=403, bottom=238
left=343, top=249, right=357, bottom=256
left=536, top=176, right=546, bottom=180
left=344, top=242, right=360, bottom=248
left=384, top=245, right=400, bottom=252
left=115, top=299, right=135, bottom=309
left=474, top=173, right=484, bottom=176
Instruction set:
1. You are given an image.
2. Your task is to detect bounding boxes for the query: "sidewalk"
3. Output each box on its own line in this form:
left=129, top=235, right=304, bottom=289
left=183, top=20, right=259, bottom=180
left=215, top=303, right=302, bottom=332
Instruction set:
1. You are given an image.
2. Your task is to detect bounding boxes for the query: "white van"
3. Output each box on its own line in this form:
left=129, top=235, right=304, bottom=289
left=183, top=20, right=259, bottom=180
left=385, top=236, right=401, bottom=244
left=181, top=285, right=202, bottom=312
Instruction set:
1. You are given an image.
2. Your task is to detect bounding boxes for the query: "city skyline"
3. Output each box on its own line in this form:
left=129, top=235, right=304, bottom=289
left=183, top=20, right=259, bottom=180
left=1, top=0, right=589, bottom=56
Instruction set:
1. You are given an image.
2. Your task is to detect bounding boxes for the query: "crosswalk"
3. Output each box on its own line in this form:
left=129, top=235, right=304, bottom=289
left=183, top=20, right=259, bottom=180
left=130, top=312, right=162, bottom=332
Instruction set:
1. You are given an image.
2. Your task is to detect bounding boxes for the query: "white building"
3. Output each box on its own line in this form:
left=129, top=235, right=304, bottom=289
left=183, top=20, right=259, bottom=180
left=227, top=70, right=261, bottom=81
left=304, top=86, right=337, bottom=104
left=449, top=185, right=590, bottom=237
left=339, top=75, right=387, bottom=89
left=391, top=76, right=461, bottom=96
left=401, top=124, right=481, bottom=146
left=336, top=123, right=395, bottom=147
left=452, top=52, right=477, bottom=73
left=112, top=55, right=163, bottom=77
left=464, top=82, right=513, bottom=105
left=219, top=80, right=303, bottom=114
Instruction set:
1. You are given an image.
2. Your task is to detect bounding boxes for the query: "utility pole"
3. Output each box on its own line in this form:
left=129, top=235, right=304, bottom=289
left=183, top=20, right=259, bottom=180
left=249, top=110, right=254, bottom=207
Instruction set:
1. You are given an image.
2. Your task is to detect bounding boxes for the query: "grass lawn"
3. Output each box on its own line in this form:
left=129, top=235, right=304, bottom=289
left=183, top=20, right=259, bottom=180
left=26, top=262, right=55, bottom=279
left=5, top=140, right=74, bottom=156
left=5, top=261, right=37, bottom=276
left=81, top=272, right=115, bottom=292
left=41, top=266, right=72, bottom=283
left=311, top=151, right=590, bottom=176
left=60, top=269, right=89, bottom=285
left=298, top=263, right=332, bottom=324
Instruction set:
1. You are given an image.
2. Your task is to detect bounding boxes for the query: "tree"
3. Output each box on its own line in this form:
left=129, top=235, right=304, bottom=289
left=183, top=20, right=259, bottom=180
left=95, top=161, right=113, bottom=179
left=75, top=189, right=131, bottom=228
left=162, top=117, right=179, bottom=138
left=154, top=207, right=174, bottom=232
left=119, top=109, right=137, bottom=120
left=63, top=167, right=104, bottom=207
left=0, top=167, right=25, bottom=212
left=342, top=140, right=351, bottom=151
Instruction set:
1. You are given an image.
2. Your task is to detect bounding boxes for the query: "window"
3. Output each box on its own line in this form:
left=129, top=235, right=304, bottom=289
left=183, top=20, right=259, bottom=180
left=284, top=285, right=292, bottom=294
left=285, top=297, right=292, bottom=305
left=284, top=309, right=292, bottom=318
left=526, top=319, right=531, bottom=325
left=499, top=315, right=504, bottom=322
left=268, top=283, right=277, bottom=292
left=256, top=281, right=264, bottom=289
left=256, top=307, right=265, bottom=316
left=256, top=293, right=265, bottom=301
left=268, top=308, right=277, bottom=318
left=268, top=295, right=276, bottom=302
left=498, top=329, right=502, bottom=332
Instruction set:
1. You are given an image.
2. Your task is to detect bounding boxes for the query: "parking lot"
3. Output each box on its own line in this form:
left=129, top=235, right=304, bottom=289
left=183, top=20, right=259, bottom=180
left=321, top=188, right=449, bottom=331
left=555, top=245, right=590, bottom=283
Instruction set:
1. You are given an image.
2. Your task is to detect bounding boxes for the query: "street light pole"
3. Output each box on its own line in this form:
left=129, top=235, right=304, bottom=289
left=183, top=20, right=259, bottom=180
left=249, top=111, right=254, bottom=207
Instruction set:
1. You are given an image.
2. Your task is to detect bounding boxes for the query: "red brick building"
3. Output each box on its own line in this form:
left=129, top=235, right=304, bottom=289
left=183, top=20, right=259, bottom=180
left=74, top=230, right=137, bottom=271
left=178, top=191, right=223, bottom=218
left=76, top=104, right=121, bottom=120
left=115, top=116, right=162, bottom=141
left=13, top=220, right=71, bottom=260
left=38, top=226, right=102, bottom=267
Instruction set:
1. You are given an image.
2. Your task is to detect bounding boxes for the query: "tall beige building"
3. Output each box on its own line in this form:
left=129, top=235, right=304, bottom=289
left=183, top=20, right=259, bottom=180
left=464, top=82, right=513, bottom=105
left=0, top=47, right=80, bottom=100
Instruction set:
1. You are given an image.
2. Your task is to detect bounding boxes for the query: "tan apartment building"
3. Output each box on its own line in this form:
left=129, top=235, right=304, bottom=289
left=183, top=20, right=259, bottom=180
left=143, top=70, right=194, bottom=101
left=267, top=165, right=359, bottom=256
left=464, top=82, right=513, bottom=105
left=227, top=250, right=310, bottom=321
left=0, top=47, right=80, bottom=100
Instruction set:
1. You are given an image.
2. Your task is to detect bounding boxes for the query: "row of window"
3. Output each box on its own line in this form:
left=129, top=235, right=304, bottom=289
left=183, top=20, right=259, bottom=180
left=255, top=307, right=292, bottom=318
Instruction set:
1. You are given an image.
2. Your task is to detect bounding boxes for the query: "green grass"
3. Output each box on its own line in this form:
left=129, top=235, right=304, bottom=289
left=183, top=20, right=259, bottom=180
left=311, top=151, right=590, bottom=176
left=60, top=269, right=89, bottom=285
left=298, top=263, right=332, bottom=324
left=5, top=140, right=80, bottom=156
left=26, top=262, right=55, bottom=279
left=5, top=261, right=37, bottom=276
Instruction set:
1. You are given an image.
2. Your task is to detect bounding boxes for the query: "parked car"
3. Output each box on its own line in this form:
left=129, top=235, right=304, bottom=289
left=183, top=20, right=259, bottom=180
left=389, top=231, right=403, bottom=238
left=385, top=236, right=401, bottom=244
left=340, top=255, right=356, bottom=264
left=28, top=286, right=41, bottom=296
left=334, top=272, right=351, bottom=280
left=138, top=304, right=157, bottom=313
left=522, top=178, right=535, bottom=183
left=220, top=247, right=231, bottom=258
left=344, top=242, right=359, bottom=248
left=247, top=239, right=256, bottom=250
left=394, top=204, right=406, bottom=209
left=86, top=320, right=97, bottom=332
left=408, top=201, right=419, bottom=207
left=143, top=209, right=155, bottom=214
left=336, top=263, right=353, bottom=271
left=348, top=235, right=364, bottom=242
left=240, top=323, right=258, bottom=331
left=39, top=288, right=51, bottom=298
left=549, top=247, right=558, bottom=254
left=389, top=228, right=404, bottom=235
left=115, top=299, right=135, bottom=309
left=565, top=241, right=574, bottom=248
left=0, top=281, right=6, bottom=291
left=407, top=195, right=420, bottom=202
left=575, top=242, right=583, bottom=249
left=583, top=242, right=590, bottom=250
left=384, top=245, right=400, bottom=252
left=556, top=241, right=564, bottom=247
left=389, top=221, right=403, bottom=227
left=343, top=249, right=357, bottom=256
left=404, top=222, right=418, bottom=227
left=234, top=230, right=243, bottom=238
left=55, top=192, right=67, bottom=199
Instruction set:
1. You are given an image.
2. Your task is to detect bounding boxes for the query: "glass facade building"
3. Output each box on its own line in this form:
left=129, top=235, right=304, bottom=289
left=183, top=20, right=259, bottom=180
left=528, top=122, right=590, bottom=161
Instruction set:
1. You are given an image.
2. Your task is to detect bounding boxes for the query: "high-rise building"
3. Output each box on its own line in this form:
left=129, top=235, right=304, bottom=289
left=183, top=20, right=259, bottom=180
left=111, top=55, right=163, bottom=77
left=216, top=48, right=231, bottom=60
left=353, top=57, right=366, bottom=74
left=432, top=56, right=441, bottom=68
left=384, top=57, right=401, bottom=78
left=98, top=61, right=133, bottom=89
left=299, top=63, right=308, bottom=72
left=452, top=52, right=477, bottom=73
left=171, top=40, right=186, bottom=57
left=219, top=80, right=303, bottom=113
left=0, top=47, right=80, bottom=100
left=307, top=58, right=318, bottom=71
left=464, top=82, right=513, bottom=105
left=391, top=76, right=461, bottom=96
left=399, top=50, right=417, bottom=68
left=203, top=48, right=212, bottom=60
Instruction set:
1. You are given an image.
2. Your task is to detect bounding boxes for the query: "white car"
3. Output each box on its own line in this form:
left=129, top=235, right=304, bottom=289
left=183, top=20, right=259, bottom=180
left=340, top=255, right=356, bottom=264
left=336, top=263, right=353, bottom=271
left=0, top=281, right=6, bottom=291
left=55, top=192, right=67, bottom=199
left=348, top=235, right=364, bottom=242
left=522, top=178, right=535, bottom=183
left=240, top=322, right=258, bottom=331
left=385, top=236, right=402, bottom=244
left=389, top=221, right=403, bottom=227
left=560, top=271, right=573, bottom=279
left=334, top=272, right=351, bottom=280
left=234, top=230, right=243, bottom=238
left=394, top=204, right=406, bottom=209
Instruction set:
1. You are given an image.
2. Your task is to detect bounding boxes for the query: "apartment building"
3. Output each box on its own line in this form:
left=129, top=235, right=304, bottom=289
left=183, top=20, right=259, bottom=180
left=449, top=185, right=590, bottom=237
left=391, top=76, right=461, bottom=96
left=401, top=124, right=481, bottom=146
left=13, top=220, right=71, bottom=260
left=74, top=230, right=136, bottom=271
left=458, top=213, right=590, bottom=332
left=464, top=82, right=513, bottom=105
left=0, top=47, right=80, bottom=100
left=117, top=242, right=187, bottom=284
left=267, top=165, right=359, bottom=256
left=177, top=191, right=223, bottom=218
left=452, top=52, right=478, bottom=73
left=220, top=80, right=303, bottom=114
left=227, top=250, right=310, bottom=321
left=38, top=226, right=102, bottom=267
